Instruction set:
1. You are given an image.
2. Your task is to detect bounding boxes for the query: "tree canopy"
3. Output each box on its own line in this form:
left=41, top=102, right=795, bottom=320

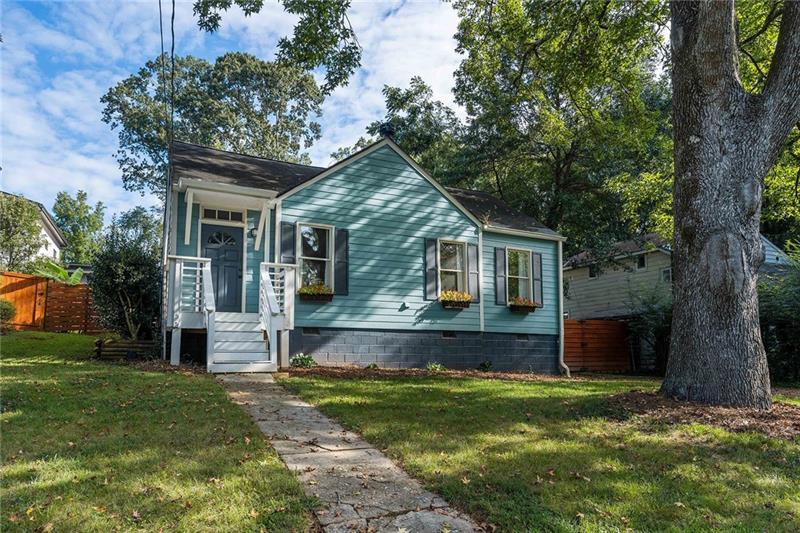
left=52, top=190, right=105, bottom=264
left=101, top=52, right=323, bottom=199
left=0, top=194, right=46, bottom=272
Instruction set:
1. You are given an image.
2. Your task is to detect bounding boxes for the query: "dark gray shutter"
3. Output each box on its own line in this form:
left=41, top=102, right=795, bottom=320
left=495, top=247, right=507, bottom=305
left=280, top=221, right=296, bottom=264
left=533, top=252, right=543, bottom=305
left=334, top=228, right=349, bottom=295
left=467, top=243, right=480, bottom=302
left=424, top=238, right=438, bottom=300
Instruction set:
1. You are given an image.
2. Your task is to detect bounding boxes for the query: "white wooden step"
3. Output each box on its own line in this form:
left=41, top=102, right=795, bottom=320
left=214, top=330, right=265, bottom=342
left=214, top=340, right=267, bottom=353
left=209, top=361, right=277, bottom=373
left=215, top=312, right=260, bottom=323
left=214, top=321, right=263, bottom=333
left=213, top=351, right=271, bottom=363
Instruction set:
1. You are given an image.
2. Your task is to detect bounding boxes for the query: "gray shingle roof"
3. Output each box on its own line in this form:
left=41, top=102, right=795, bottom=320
left=171, top=141, right=324, bottom=194
left=171, top=141, right=561, bottom=237
left=446, top=187, right=560, bottom=236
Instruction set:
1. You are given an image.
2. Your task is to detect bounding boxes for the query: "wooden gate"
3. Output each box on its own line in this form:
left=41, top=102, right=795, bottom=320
left=0, top=272, right=47, bottom=329
left=0, top=272, right=104, bottom=334
left=564, top=319, right=631, bottom=372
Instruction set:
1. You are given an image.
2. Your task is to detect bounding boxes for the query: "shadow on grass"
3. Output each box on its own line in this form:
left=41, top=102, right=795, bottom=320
left=282, top=376, right=800, bottom=532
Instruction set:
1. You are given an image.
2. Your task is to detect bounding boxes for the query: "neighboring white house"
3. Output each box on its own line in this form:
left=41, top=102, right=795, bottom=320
left=1, top=191, right=67, bottom=262
left=563, top=233, right=790, bottom=320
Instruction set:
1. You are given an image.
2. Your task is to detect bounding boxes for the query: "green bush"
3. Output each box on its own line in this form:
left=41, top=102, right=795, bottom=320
left=290, top=353, right=317, bottom=368
left=477, top=360, right=493, bottom=372
left=0, top=299, right=16, bottom=324
left=365, top=362, right=379, bottom=369
left=426, top=361, right=446, bottom=372
left=759, top=241, right=800, bottom=383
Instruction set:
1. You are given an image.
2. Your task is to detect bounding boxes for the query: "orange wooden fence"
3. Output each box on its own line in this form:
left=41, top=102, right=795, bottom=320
left=564, top=319, right=631, bottom=372
left=1, top=272, right=104, bottom=334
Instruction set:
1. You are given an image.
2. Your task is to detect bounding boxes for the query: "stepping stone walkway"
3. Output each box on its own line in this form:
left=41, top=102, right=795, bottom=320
left=219, top=374, right=481, bottom=533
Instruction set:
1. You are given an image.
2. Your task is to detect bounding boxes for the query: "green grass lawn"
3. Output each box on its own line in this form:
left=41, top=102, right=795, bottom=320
left=281, top=374, right=800, bottom=532
left=1, top=331, right=312, bottom=532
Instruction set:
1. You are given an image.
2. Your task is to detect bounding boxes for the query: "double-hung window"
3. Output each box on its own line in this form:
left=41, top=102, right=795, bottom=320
left=438, top=240, right=466, bottom=293
left=507, top=248, right=532, bottom=300
left=298, top=223, right=333, bottom=287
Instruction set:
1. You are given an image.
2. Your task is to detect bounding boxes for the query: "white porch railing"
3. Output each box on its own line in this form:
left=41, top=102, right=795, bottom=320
left=167, top=255, right=215, bottom=367
left=259, top=262, right=296, bottom=363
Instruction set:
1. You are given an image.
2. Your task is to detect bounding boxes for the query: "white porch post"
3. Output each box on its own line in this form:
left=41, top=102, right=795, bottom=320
left=279, top=330, right=290, bottom=369
left=170, top=328, right=181, bottom=366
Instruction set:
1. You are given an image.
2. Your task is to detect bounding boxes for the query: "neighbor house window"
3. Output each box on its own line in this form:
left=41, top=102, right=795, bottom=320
left=298, top=223, right=333, bottom=287
left=202, top=208, right=243, bottom=222
left=661, top=267, right=672, bottom=283
left=636, top=254, right=647, bottom=270
left=588, top=264, right=599, bottom=279
left=507, top=248, right=532, bottom=300
left=438, top=240, right=466, bottom=292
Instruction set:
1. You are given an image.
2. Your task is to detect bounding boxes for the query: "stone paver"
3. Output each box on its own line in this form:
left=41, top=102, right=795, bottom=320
left=219, top=374, right=481, bottom=533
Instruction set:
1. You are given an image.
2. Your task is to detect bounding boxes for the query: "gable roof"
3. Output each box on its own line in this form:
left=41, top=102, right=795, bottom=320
left=445, top=187, right=560, bottom=238
left=564, top=233, right=789, bottom=270
left=170, top=138, right=563, bottom=240
left=171, top=141, right=324, bottom=194
left=0, top=191, right=67, bottom=247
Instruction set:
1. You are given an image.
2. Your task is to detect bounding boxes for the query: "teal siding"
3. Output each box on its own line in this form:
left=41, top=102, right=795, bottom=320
left=282, top=145, right=480, bottom=330
left=482, top=232, right=560, bottom=335
left=245, top=209, right=264, bottom=312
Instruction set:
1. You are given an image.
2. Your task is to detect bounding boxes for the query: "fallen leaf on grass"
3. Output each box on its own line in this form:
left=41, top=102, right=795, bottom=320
left=132, top=510, right=142, bottom=522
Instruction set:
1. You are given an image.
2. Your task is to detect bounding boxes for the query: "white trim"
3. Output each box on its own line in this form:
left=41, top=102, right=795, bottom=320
left=483, top=224, right=566, bottom=242
left=478, top=230, right=485, bottom=331
left=263, top=206, right=271, bottom=259
left=177, top=177, right=278, bottom=199
left=254, top=201, right=268, bottom=251
left=436, top=239, right=468, bottom=295
left=200, top=206, right=246, bottom=224
left=274, top=201, right=282, bottom=263
left=296, top=221, right=335, bottom=289
left=183, top=189, right=194, bottom=246
left=557, top=240, right=569, bottom=376
left=661, top=267, right=673, bottom=283
left=506, top=248, right=533, bottom=304
left=279, top=138, right=485, bottom=230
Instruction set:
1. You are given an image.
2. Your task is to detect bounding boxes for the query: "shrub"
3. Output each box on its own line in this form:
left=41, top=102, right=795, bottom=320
left=439, top=290, right=472, bottom=302
left=477, top=360, right=492, bottom=372
left=0, top=299, right=16, bottom=324
left=297, top=282, right=333, bottom=295
left=426, top=361, right=446, bottom=372
left=365, top=362, right=379, bottom=369
left=290, top=353, right=317, bottom=368
left=89, top=211, right=161, bottom=340
left=759, top=241, right=800, bottom=382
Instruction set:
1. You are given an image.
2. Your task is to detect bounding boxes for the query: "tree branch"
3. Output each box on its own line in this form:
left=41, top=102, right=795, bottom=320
left=762, top=0, right=800, bottom=162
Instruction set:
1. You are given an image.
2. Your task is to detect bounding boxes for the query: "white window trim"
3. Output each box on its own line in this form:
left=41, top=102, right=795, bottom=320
left=505, top=247, right=534, bottom=305
left=436, top=239, right=468, bottom=295
left=297, top=222, right=335, bottom=289
left=200, top=205, right=246, bottom=226
left=635, top=254, right=647, bottom=271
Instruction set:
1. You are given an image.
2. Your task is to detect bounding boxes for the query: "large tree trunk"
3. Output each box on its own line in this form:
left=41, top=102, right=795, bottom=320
left=662, top=1, right=800, bottom=408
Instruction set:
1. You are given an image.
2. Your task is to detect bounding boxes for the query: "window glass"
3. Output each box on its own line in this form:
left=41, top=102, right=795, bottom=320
left=230, top=211, right=243, bottom=222
left=439, top=241, right=465, bottom=292
left=300, top=225, right=329, bottom=259
left=507, top=249, right=531, bottom=300
left=203, top=208, right=216, bottom=219
left=299, top=224, right=332, bottom=287
left=217, top=210, right=230, bottom=221
left=589, top=264, right=599, bottom=278
left=661, top=267, right=672, bottom=283
left=637, top=255, right=646, bottom=269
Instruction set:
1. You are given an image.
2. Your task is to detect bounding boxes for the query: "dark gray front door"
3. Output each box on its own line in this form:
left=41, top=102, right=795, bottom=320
left=201, top=224, right=243, bottom=312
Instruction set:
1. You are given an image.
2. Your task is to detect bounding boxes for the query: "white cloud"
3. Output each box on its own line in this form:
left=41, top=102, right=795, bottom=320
left=1, top=0, right=463, bottom=222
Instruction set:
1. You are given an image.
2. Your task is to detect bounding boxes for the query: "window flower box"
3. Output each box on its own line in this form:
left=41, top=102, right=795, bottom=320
left=509, top=296, right=539, bottom=315
left=298, top=283, right=333, bottom=303
left=440, top=290, right=472, bottom=310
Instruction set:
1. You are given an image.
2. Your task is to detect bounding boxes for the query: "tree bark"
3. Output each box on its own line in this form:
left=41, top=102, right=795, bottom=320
left=662, top=0, right=800, bottom=409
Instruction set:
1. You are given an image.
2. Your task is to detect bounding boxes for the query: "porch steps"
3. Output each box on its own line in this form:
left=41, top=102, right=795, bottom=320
left=211, top=312, right=275, bottom=372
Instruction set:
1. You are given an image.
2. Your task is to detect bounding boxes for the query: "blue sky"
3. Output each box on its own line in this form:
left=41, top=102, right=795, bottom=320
left=1, top=0, right=463, bottom=221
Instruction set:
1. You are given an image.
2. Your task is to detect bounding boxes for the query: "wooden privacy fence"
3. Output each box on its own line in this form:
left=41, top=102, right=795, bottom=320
left=1, top=272, right=104, bottom=334
left=564, top=319, right=631, bottom=372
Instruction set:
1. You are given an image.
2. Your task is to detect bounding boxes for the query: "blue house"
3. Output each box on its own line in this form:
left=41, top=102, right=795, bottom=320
left=163, top=136, right=568, bottom=374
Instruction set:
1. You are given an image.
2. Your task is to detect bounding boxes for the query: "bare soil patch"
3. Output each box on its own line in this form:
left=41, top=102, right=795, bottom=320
left=609, top=391, right=800, bottom=441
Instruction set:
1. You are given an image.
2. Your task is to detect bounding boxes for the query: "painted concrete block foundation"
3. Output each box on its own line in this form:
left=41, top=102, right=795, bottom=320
left=289, top=327, right=559, bottom=373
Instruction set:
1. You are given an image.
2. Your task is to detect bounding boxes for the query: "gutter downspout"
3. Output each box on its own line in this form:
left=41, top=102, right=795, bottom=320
left=160, top=155, right=174, bottom=361
left=557, top=239, right=570, bottom=377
